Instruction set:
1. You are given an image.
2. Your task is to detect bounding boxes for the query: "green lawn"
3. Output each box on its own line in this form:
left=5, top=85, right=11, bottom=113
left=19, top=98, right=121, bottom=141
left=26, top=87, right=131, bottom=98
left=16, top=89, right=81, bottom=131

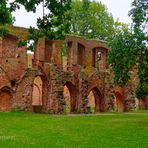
left=0, top=111, right=148, bottom=148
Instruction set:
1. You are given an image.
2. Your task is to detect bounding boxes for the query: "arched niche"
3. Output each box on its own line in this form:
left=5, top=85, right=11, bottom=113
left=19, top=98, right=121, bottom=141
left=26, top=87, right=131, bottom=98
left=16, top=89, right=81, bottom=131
left=115, top=88, right=125, bottom=112
left=63, top=82, right=78, bottom=113
left=32, top=76, right=43, bottom=106
left=115, top=92, right=125, bottom=112
left=0, top=87, right=12, bottom=112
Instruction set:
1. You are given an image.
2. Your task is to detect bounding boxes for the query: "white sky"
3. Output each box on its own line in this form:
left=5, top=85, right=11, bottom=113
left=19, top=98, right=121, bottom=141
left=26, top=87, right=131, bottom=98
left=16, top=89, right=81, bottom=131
left=12, top=0, right=133, bottom=28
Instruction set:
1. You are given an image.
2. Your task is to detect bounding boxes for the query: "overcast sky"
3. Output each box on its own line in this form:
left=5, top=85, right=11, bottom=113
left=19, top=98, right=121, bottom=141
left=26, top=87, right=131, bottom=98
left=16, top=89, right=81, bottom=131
left=12, top=0, right=133, bottom=28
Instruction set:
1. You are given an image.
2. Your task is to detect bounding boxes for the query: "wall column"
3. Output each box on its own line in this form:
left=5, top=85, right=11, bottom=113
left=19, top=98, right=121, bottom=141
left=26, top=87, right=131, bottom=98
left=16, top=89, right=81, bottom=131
left=72, top=41, right=78, bottom=65
left=0, top=38, right=2, bottom=58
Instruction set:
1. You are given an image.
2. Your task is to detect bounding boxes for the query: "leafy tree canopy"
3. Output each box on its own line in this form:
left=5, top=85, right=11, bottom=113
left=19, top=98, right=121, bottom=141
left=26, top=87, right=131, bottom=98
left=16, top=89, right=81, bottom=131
left=0, top=0, right=72, bottom=51
left=8, top=0, right=72, bottom=51
left=1, top=0, right=124, bottom=42
left=108, top=0, right=148, bottom=99
left=10, top=0, right=71, bottom=40
left=68, top=0, right=125, bottom=40
left=0, top=0, right=13, bottom=36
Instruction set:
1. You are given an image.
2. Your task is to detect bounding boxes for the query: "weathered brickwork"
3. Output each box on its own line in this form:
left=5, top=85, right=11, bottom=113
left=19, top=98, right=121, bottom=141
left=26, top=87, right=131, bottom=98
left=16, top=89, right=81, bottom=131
left=0, top=27, right=147, bottom=113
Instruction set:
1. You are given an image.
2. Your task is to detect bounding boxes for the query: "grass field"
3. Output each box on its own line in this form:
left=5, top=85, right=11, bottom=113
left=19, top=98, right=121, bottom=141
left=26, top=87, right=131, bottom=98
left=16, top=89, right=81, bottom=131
left=0, top=111, right=148, bottom=148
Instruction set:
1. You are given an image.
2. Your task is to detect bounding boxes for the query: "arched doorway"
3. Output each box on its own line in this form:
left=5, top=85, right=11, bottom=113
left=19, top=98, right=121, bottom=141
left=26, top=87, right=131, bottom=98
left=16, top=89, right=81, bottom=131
left=63, top=82, right=78, bottom=113
left=0, top=88, right=12, bottom=112
left=88, top=91, right=95, bottom=113
left=87, top=87, right=103, bottom=113
left=32, top=76, right=43, bottom=112
left=115, top=88, right=124, bottom=112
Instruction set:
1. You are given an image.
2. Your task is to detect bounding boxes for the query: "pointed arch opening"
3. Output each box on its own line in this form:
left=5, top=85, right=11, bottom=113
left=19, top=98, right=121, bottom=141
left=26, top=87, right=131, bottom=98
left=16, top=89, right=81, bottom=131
left=63, top=85, right=71, bottom=113
left=87, top=87, right=103, bottom=113
left=63, top=82, right=78, bottom=113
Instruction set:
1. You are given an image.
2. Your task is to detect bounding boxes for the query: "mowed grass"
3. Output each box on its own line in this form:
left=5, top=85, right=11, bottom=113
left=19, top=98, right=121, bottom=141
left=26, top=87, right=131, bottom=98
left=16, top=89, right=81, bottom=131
left=0, top=111, right=148, bottom=148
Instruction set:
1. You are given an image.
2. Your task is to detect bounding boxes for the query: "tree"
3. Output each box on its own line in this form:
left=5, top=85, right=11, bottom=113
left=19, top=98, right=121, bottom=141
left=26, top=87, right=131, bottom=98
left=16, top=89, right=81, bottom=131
left=129, top=0, right=148, bottom=99
left=0, top=0, right=13, bottom=36
left=10, top=0, right=72, bottom=40
left=108, top=27, right=135, bottom=86
left=8, top=0, right=72, bottom=51
left=0, top=0, right=71, bottom=50
left=69, top=0, right=116, bottom=40
left=108, top=0, right=148, bottom=100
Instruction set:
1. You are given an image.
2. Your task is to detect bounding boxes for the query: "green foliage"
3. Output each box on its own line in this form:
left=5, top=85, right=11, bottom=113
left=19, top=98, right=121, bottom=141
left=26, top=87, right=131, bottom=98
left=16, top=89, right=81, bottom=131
left=69, top=0, right=117, bottom=40
left=108, top=0, right=148, bottom=99
left=0, top=0, right=13, bottom=25
left=136, top=56, right=148, bottom=99
left=61, top=42, right=68, bottom=57
left=11, top=0, right=72, bottom=40
left=38, top=0, right=71, bottom=39
left=108, top=28, right=135, bottom=86
left=10, top=0, right=42, bottom=12
left=129, top=0, right=148, bottom=28
left=0, top=27, right=8, bottom=37
left=129, top=0, right=148, bottom=99
left=136, top=82, right=148, bottom=99
left=17, top=27, right=44, bottom=51
left=0, top=0, right=13, bottom=37
left=9, top=0, right=72, bottom=51
left=17, top=39, right=27, bottom=48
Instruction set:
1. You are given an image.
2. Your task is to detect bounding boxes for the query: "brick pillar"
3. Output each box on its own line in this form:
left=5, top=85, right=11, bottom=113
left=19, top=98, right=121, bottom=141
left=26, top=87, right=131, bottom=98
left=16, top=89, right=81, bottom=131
left=102, top=51, right=107, bottom=69
left=72, top=41, right=78, bottom=65
left=79, top=78, right=88, bottom=113
left=84, top=47, right=92, bottom=67
left=34, top=38, right=45, bottom=66
left=52, top=41, right=63, bottom=68
left=51, top=41, right=56, bottom=64
left=67, top=42, right=73, bottom=68
left=0, top=37, right=2, bottom=58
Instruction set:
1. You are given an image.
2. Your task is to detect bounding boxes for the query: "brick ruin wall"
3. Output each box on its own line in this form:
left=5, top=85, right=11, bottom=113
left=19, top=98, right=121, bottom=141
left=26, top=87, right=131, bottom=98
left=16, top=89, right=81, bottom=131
left=0, top=32, right=147, bottom=113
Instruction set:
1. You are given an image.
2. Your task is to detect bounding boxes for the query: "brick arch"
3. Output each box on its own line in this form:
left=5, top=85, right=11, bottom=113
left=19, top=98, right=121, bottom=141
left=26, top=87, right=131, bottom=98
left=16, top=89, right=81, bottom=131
left=63, top=81, right=78, bottom=113
left=0, top=86, right=13, bottom=112
left=87, top=73, right=104, bottom=90
left=87, top=87, right=104, bottom=112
